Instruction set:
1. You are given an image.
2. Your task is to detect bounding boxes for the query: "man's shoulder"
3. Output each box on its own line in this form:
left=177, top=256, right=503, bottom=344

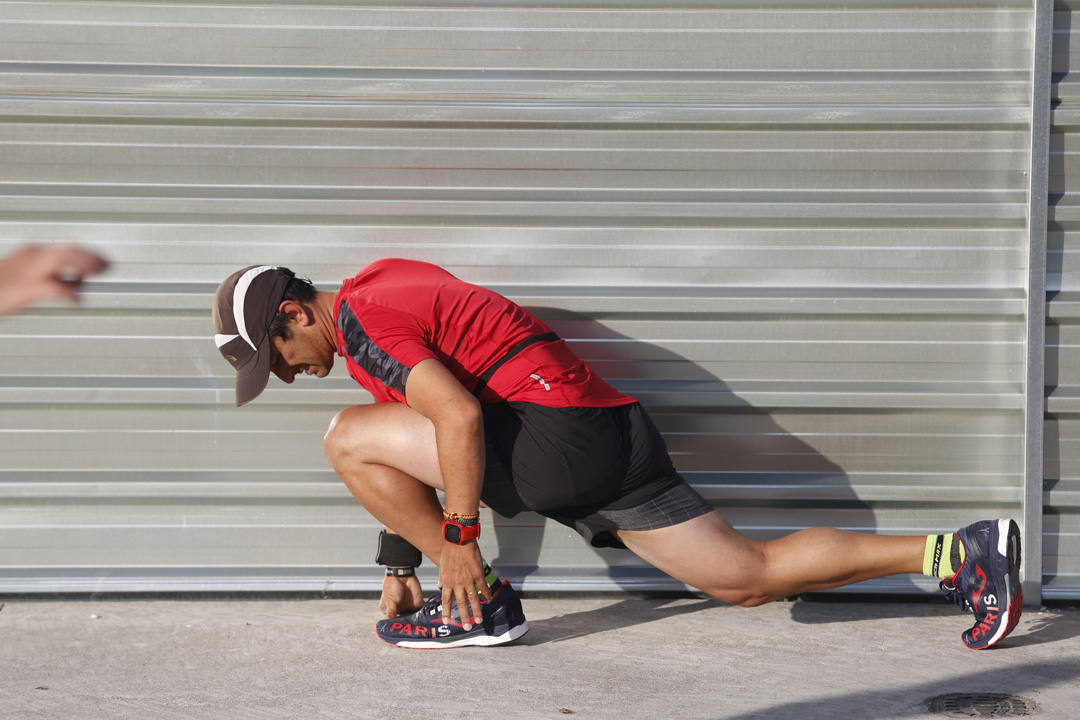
left=341, top=258, right=465, bottom=308
left=358, top=257, right=448, bottom=278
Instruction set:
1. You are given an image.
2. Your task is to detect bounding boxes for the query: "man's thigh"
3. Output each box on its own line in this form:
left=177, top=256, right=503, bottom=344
left=324, top=402, right=444, bottom=488
left=614, top=511, right=765, bottom=598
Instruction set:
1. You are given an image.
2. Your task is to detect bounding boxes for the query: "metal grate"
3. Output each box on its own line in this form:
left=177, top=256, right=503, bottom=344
left=926, top=693, right=1040, bottom=718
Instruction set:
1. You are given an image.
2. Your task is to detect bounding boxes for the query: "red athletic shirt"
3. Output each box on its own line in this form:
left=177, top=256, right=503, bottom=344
left=333, top=258, right=635, bottom=408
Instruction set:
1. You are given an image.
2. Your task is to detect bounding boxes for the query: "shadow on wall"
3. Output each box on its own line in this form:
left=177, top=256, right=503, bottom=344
left=486, top=307, right=888, bottom=595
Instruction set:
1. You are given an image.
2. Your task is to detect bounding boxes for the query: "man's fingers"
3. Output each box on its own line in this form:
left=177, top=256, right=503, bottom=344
left=49, top=245, right=110, bottom=276
left=441, top=587, right=454, bottom=625
left=458, top=586, right=479, bottom=630
left=381, top=574, right=424, bottom=621
left=479, top=578, right=493, bottom=602
left=446, top=587, right=472, bottom=630
left=45, top=279, right=82, bottom=304
left=380, top=594, right=405, bottom=619
left=441, top=585, right=485, bottom=631
left=467, top=586, right=484, bottom=624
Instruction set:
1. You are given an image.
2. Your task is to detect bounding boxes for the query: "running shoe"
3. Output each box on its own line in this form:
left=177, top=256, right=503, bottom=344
left=375, top=580, right=528, bottom=649
left=940, top=518, right=1023, bottom=650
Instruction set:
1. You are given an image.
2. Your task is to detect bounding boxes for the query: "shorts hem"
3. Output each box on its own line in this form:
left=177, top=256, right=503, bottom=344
left=550, top=480, right=713, bottom=549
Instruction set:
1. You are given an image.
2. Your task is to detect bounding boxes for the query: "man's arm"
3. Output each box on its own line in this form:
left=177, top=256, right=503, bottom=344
left=404, top=357, right=491, bottom=630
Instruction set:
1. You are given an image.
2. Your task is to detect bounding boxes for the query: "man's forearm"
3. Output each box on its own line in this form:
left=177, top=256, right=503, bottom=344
left=432, top=410, right=485, bottom=518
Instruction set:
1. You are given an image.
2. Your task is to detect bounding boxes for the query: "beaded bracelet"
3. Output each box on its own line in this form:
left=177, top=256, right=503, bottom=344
left=443, top=510, right=480, bottom=521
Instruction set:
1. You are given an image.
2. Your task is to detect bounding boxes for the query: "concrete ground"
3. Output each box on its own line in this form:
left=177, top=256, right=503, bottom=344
left=1, top=594, right=1078, bottom=720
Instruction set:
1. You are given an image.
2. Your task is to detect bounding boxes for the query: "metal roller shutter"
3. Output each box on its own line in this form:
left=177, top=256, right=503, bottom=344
left=1046, top=0, right=1080, bottom=600
left=0, top=1, right=1053, bottom=596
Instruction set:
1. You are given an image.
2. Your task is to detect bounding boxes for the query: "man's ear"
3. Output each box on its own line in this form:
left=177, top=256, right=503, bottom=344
left=278, top=300, right=313, bottom=326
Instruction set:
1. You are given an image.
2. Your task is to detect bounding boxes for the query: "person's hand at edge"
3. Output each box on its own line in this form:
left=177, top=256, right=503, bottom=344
left=0, top=244, right=109, bottom=316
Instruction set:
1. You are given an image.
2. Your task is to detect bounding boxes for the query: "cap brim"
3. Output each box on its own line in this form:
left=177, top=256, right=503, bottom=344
left=234, top=334, right=272, bottom=406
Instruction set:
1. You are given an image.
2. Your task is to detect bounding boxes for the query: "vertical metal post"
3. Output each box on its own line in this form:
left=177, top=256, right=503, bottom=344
left=1024, top=0, right=1053, bottom=606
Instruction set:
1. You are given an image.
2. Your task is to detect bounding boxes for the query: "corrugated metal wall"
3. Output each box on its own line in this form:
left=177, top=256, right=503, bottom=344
left=1048, top=0, right=1080, bottom=600
left=0, top=1, right=1056, bottom=596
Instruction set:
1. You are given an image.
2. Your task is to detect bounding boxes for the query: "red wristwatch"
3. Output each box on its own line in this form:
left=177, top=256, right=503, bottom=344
left=442, top=518, right=481, bottom=544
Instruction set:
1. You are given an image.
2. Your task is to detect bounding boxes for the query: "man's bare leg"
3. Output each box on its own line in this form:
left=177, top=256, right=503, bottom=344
left=323, top=403, right=447, bottom=562
left=323, top=403, right=925, bottom=609
left=615, top=511, right=924, bottom=606
left=324, top=403, right=462, bottom=620
left=323, top=402, right=529, bottom=646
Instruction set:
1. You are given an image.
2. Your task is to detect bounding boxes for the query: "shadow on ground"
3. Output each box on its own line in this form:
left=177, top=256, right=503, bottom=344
left=788, top=596, right=1080, bottom=648
left=714, top=660, right=1080, bottom=720
left=517, top=595, right=722, bottom=645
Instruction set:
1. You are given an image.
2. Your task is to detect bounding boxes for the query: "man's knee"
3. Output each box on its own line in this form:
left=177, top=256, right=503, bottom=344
left=717, top=588, right=774, bottom=608
left=699, top=578, right=775, bottom=608
left=698, top=542, right=776, bottom=607
left=323, top=406, right=364, bottom=462
left=322, top=402, right=441, bottom=487
left=619, top=514, right=779, bottom=608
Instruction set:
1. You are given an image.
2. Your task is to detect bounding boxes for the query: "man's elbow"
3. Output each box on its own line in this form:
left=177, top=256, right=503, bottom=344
left=450, top=393, right=483, bottom=430
left=429, top=392, right=482, bottom=439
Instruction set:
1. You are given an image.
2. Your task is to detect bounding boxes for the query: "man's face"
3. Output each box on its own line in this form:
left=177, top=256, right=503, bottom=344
left=269, top=324, right=335, bottom=384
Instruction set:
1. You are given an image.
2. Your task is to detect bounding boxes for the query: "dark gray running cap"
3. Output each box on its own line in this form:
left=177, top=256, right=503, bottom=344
left=212, top=265, right=294, bottom=406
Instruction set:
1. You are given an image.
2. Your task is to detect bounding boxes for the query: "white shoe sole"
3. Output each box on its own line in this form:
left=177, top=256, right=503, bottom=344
left=392, top=621, right=529, bottom=650
left=983, top=519, right=1021, bottom=648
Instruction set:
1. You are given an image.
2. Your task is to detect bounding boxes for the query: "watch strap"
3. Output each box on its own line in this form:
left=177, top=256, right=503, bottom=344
left=442, top=518, right=482, bottom=544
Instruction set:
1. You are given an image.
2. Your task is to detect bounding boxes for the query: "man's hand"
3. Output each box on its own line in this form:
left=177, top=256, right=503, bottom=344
left=439, top=541, right=491, bottom=631
left=379, top=573, right=424, bottom=619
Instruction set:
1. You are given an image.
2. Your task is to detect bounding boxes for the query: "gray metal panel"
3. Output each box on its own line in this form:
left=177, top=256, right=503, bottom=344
left=0, top=1, right=1034, bottom=593
left=1024, top=0, right=1053, bottom=605
left=1046, top=1, right=1080, bottom=599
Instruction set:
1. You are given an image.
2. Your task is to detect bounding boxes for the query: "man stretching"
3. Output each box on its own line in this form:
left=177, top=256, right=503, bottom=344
left=212, top=259, right=1022, bottom=650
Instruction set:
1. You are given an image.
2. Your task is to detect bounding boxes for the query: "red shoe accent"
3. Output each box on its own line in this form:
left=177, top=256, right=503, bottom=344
left=968, top=586, right=1023, bottom=650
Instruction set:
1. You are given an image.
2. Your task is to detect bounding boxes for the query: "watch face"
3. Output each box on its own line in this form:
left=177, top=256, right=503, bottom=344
left=444, top=522, right=462, bottom=544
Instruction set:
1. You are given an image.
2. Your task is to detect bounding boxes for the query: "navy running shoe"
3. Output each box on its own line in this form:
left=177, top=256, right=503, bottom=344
left=940, top=519, right=1023, bottom=650
left=375, top=580, right=528, bottom=649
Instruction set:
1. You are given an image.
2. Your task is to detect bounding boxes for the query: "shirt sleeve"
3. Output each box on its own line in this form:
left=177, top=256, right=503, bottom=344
left=337, top=299, right=436, bottom=398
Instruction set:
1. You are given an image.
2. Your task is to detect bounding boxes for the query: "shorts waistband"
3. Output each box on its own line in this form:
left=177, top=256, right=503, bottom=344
left=472, top=331, right=560, bottom=397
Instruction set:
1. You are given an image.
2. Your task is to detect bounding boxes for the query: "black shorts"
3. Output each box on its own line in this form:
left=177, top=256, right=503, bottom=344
left=480, top=401, right=712, bottom=548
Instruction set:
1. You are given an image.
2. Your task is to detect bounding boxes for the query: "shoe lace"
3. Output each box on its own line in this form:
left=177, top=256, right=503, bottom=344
left=421, top=592, right=443, bottom=617
left=940, top=578, right=973, bottom=613
left=419, top=584, right=500, bottom=620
